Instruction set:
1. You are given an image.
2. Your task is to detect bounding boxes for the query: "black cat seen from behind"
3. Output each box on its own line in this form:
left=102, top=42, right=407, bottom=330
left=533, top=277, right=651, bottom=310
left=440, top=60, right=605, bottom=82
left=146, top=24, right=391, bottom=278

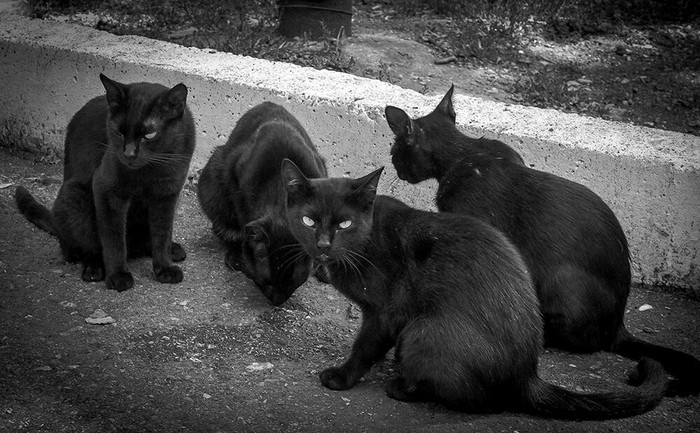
left=15, top=74, right=196, bottom=291
left=385, top=85, right=700, bottom=396
left=197, top=102, right=327, bottom=305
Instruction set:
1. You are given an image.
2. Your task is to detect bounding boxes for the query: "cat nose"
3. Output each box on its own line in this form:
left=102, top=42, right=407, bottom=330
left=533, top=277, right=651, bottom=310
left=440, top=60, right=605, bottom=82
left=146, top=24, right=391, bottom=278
left=316, top=234, right=331, bottom=252
left=124, top=143, right=137, bottom=159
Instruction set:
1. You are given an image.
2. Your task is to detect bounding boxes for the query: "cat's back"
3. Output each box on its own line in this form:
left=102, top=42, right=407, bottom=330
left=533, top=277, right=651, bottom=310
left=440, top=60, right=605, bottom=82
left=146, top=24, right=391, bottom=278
left=221, top=102, right=309, bottom=154
left=375, top=195, right=532, bottom=289
left=373, top=195, right=541, bottom=339
left=63, top=96, right=111, bottom=181
left=438, top=157, right=629, bottom=276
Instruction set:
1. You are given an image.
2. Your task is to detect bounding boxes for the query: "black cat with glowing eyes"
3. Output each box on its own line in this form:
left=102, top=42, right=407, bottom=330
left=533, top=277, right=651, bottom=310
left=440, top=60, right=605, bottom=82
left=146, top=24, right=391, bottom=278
left=281, top=159, right=666, bottom=420
left=15, top=74, right=196, bottom=291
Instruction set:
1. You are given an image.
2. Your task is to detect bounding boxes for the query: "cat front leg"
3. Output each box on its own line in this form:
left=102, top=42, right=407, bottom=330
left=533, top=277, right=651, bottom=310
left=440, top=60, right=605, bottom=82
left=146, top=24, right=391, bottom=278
left=320, top=311, right=394, bottom=390
left=148, top=194, right=183, bottom=284
left=93, top=188, right=133, bottom=292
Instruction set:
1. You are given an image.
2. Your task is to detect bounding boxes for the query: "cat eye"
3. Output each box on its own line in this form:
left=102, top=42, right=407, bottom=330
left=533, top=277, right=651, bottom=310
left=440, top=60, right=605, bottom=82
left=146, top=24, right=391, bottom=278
left=301, top=216, right=315, bottom=228
left=143, top=131, right=157, bottom=140
left=338, top=220, right=352, bottom=229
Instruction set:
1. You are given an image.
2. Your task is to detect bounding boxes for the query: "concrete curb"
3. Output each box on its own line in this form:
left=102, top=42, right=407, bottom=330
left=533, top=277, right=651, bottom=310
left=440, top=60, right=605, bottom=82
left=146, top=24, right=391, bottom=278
left=0, top=14, right=698, bottom=291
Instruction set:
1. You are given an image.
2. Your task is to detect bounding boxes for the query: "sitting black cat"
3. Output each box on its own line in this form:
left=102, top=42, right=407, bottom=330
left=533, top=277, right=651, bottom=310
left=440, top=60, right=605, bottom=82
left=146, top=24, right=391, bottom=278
left=385, top=85, right=700, bottom=396
left=15, top=74, right=195, bottom=291
left=281, top=160, right=666, bottom=419
left=197, top=102, right=327, bottom=305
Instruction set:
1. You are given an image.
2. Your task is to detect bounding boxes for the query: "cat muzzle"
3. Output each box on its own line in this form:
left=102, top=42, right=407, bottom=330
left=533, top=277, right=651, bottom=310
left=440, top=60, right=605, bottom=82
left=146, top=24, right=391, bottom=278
left=124, top=143, right=138, bottom=159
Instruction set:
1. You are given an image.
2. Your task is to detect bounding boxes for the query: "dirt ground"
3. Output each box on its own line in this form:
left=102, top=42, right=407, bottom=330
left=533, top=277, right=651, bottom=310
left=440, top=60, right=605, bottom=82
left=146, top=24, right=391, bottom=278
left=1, top=148, right=699, bottom=432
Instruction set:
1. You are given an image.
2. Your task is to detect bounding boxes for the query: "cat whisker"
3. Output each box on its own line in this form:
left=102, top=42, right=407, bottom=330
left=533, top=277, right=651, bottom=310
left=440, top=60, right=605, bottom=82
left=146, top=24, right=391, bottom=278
left=383, top=172, right=403, bottom=193
left=272, top=243, right=307, bottom=271
left=342, top=247, right=386, bottom=281
left=278, top=249, right=309, bottom=275
left=337, top=248, right=370, bottom=288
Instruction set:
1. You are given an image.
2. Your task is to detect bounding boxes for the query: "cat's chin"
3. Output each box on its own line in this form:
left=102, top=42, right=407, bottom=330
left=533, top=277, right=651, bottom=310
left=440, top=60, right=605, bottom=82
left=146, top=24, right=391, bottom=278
left=118, top=157, right=149, bottom=170
left=395, top=171, right=421, bottom=184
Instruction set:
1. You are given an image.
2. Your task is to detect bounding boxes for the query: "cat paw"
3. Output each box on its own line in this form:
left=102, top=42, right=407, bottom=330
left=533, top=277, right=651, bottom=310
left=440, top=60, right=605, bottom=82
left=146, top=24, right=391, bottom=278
left=170, top=242, right=187, bottom=262
left=106, top=271, right=134, bottom=292
left=385, top=377, right=413, bottom=401
left=319, top=366, right=356, bottom=390
left=258, top=284, right=292, bottom=307
left=154, top=265, right=184, bottom=284
left=81, top=263, right=105, bottom=282
left=224, top=251, right=243, bottom=272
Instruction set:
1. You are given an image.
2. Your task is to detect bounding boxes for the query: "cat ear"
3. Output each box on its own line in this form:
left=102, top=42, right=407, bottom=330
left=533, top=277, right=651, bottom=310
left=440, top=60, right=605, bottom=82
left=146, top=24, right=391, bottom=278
left=385, top=106, right=414, bottom=137
left=160, top=83, right=188, bottom=119
left=350, top=167, right=384, bottom=210
left=244, top=219, right=270, bottom=246
left=282, top=159, right=311, bottom=203
left=435, top=84, right=456, bottom=123
left=99, top=73, right=127, bottom=112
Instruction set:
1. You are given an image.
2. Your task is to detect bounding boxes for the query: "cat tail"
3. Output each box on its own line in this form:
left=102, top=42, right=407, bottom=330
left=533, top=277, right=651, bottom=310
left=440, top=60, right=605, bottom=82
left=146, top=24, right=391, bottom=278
left=612, top=326, right=700, bottom=396
left=15, top=186, right=57, bottom=236
left=522, top=357, right=667, bottom=420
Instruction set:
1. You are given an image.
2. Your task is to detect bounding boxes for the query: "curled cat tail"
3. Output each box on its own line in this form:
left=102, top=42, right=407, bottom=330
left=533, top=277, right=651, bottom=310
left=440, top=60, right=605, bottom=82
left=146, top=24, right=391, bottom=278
left=612, top=326, right=700, bottom=397
left=523, top=357, right=667, bottom=420
left=15, top=186, right=57, bottom=236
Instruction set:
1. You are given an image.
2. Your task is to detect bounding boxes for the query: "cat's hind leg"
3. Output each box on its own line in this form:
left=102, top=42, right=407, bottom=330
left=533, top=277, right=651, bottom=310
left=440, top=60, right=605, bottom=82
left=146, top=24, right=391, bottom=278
left=539, top=265, right=626, bottom=353
left=170, top=242, right=187, bottom=262
left=51, top=181, right=105, bottom=282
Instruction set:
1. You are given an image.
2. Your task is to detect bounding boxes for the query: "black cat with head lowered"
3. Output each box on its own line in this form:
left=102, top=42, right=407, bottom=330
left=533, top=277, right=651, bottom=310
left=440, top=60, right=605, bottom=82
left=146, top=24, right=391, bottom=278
left=282, top=160, right=666, bottom=419
left=385, top=85, right=700, bottom=396
left=15, top=74, right=195, bottom=291
left=197, top=102, right=327, bottom=305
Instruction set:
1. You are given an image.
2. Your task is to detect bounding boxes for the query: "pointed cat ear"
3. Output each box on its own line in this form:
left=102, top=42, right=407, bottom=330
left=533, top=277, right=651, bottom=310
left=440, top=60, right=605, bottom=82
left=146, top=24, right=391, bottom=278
left=435, top=84, right=456, bottom=123
left=99, top=73, right=127, bottom=112
left=385, top=106, right=414, bottom=137
left=244, top=219, right=270, bottom=246
left=282, top=159, right=311, bottom=204
left=350, top=167, right=383, bottom=210
left=160, top=83, right=188, bottom=119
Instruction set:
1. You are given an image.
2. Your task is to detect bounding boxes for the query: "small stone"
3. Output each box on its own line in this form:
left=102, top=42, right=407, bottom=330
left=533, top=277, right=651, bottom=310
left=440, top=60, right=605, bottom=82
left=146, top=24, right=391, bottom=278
left=85, top=308, right=116, bottom=325
left=246, top=362, right=274, bottom=372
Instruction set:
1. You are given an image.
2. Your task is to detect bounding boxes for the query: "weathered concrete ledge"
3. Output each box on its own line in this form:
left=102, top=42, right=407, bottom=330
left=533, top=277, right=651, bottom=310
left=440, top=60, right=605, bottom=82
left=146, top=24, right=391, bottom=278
left=0, top=14, right=698, bottom=291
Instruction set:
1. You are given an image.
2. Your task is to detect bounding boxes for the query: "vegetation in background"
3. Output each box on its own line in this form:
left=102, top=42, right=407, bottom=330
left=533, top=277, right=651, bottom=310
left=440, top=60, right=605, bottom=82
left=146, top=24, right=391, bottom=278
left=27, top=0, right=700, bottom=135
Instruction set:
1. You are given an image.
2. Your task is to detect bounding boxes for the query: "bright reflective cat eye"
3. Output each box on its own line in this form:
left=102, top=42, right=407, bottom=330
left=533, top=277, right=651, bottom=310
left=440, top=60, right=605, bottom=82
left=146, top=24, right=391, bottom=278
left=339, top=220, right=352, bottom=229
left=302, top=216, right=315, bottom=227
left=144, top=131, right=157, bottom=140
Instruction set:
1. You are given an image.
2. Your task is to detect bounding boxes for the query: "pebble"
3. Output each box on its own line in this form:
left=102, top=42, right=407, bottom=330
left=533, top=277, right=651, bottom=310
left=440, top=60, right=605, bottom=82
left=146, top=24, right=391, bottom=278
left=85, top=308, right=116, bottom=325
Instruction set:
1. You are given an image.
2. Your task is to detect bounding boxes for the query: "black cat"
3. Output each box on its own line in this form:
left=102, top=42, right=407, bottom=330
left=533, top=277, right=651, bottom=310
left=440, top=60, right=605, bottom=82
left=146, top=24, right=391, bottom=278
left=15, top=74, right=195, bottom=292
left=385, top=85, right=700, bottom=396
left=281, top=160, right=666, bottom=419
left=197, top=102, right=327, bottom=305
